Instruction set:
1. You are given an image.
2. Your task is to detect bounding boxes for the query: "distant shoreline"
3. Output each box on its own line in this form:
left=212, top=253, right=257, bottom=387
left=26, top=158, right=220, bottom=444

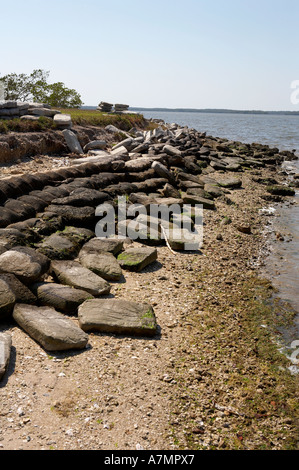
left=130, top=107, right=299, bottom=116
left=82, top=106, right=299, bottom=116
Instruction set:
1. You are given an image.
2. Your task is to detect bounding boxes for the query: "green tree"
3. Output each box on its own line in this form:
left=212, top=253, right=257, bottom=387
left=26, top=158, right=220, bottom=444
left=44, top=82, right=83, bottom=108
left=0, top=69, right=83, bottom=108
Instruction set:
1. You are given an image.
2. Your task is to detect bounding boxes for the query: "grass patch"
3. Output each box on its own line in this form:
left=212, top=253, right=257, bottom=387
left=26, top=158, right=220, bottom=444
left=57, top=108, right=147, bottom=131
left=0, top=116, right=57, bottom=134
left=0, top=108, right=150, bottom=134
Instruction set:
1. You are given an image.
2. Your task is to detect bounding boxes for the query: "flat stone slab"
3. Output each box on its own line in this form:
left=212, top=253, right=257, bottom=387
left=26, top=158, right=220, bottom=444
left=117, top=246, right=157, bottom=272
left=0, top=246, right=50, bottom=284
left=80, top=238, right=124, bottom=256
left=32, top=282, right=93, bottom=314
left=78, top=299, right=157, bottom=337
left=50, top=260, right=111, bottom=297
left=182, top=194, right=216, bottom=211
left=79, top=251, right=122, bottom=281
left=0, top=333, right=12, bottom=380
left=13, top=304, right=89, bottom=351
left=53, top=113, right=72, bottom=129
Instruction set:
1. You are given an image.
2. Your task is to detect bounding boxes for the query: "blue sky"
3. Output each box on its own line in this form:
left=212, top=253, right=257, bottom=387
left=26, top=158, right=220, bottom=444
left=1, top=0, right=298, bottom=110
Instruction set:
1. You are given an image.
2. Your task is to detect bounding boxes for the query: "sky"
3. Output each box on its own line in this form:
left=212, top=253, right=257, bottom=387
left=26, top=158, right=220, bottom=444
left=1, top=0, right=298, bottom=111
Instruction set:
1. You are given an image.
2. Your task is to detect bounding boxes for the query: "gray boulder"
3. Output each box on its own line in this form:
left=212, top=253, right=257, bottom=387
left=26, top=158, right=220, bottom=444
left=112, top=138, right=134, bottom=151
left=62, top=129, right=83, bottom=154
left=110, top=146, right=129, bottom=158
left=161, top=183, right=181, bottom=199
left=44, top=205, right=96, bottom=227
left=0, top=246, right=50, bottom=284
left=216, top=177, right=242, bottom=189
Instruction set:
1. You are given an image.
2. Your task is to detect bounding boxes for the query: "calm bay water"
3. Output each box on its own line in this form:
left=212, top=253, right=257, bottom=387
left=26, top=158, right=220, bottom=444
left=141, top=110, right=299, bottom=152
left=142, top=110, right=299, bottom=342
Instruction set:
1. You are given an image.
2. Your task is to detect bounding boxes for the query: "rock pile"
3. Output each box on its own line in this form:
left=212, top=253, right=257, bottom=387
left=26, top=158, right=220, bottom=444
left=0, top=117, right=297, bottom=382
left=0, top=100, right=72, bottom=129
left=97, top=102, right=113, bottom=112
left=114, top=103, right=129, bottom=113
left=97, top=102, right=130, bottom=113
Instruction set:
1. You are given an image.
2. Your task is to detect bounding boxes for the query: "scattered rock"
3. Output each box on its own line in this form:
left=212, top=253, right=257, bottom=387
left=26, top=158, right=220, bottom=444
left=78, top=299, right=157, bottom=337
left=182, top=194, right=216, bottom=211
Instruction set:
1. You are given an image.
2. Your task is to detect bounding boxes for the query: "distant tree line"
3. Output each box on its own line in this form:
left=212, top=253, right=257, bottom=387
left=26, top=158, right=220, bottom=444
left=131, top=107, right=299, bottom=116
left=0, top=69, right=83, bottom=108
